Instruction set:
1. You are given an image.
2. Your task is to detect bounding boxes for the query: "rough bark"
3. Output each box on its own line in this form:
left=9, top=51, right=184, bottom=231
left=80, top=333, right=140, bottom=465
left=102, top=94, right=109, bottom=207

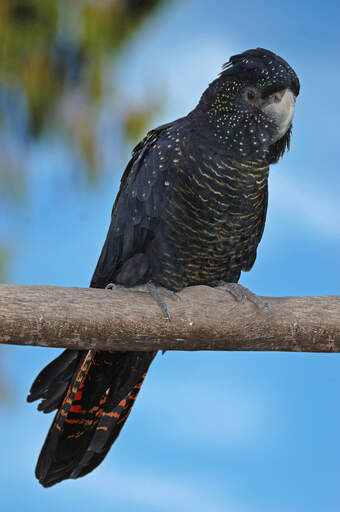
left=0, top=284, right=339, bottom=352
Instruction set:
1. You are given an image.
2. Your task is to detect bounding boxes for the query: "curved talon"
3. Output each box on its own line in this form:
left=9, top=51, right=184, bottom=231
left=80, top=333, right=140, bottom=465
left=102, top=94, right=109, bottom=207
left=216, top=282, right=271, bottom=311
left=146, top=283, right=176, bottom=321
left=105, top=281, right=176, bottom=320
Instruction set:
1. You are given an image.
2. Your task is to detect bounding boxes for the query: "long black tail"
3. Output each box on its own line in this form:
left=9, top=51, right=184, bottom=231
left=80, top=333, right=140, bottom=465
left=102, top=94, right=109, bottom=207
left=27, top=349, right=156, bottom=487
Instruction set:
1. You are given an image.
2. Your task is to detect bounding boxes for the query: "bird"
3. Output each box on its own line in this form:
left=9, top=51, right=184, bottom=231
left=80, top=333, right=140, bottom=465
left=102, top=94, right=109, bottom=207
left=27, top=48, right=300, bottom=487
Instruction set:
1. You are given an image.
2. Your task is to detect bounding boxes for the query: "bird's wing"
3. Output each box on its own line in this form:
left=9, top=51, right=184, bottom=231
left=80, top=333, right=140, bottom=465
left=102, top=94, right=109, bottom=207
left=241, top=181, right=268, bottom=272
left=90, top=121, right=180, bottom=288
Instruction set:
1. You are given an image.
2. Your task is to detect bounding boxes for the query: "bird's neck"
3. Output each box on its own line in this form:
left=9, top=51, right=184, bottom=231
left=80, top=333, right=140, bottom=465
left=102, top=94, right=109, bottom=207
left=187, top=99, right=290, bottom=167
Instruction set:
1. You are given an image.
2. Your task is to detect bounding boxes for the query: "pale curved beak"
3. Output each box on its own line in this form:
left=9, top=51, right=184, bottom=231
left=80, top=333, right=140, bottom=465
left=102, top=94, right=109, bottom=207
left=263, top=88, right=296, bottom=142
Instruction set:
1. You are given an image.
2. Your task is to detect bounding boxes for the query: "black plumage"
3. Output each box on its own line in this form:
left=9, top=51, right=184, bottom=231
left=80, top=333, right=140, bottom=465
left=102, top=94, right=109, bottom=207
left=28, top=48, right=300, bottom=486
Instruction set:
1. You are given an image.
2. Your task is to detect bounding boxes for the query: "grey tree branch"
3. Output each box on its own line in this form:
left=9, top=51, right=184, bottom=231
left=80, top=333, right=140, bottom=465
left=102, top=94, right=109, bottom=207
left=0, top=284, right=339, bottom=352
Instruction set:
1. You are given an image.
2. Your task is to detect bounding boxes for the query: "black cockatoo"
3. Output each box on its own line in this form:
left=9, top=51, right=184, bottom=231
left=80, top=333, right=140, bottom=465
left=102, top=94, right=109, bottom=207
left=28, top=48, right=299, bottom=487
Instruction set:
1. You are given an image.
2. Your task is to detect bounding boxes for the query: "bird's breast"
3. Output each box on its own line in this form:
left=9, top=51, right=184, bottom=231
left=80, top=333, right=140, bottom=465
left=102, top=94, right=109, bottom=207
left=150, top=156, right=268, bottom=290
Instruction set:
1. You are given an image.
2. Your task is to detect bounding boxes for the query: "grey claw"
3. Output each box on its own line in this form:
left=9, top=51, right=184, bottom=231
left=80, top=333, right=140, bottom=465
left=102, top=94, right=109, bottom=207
left=162, top=306, right=172, bottom=321
left=147, top=284, right=172, bottom=320
left=216, top=282, right=271, bottom=311
left=104, top=280, right=176, bottom=321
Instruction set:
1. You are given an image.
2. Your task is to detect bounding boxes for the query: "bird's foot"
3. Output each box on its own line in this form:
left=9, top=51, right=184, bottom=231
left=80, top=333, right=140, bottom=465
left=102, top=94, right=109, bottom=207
left=105, top=282, right=180, bottom=320
left=215, top=282, right=271, bottom=311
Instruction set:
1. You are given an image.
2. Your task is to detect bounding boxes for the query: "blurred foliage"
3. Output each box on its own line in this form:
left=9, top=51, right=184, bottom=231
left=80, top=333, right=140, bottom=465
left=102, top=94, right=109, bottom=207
left=0, top=0, right=172, bottom=397
left=0, top=0, right=168, bottom=186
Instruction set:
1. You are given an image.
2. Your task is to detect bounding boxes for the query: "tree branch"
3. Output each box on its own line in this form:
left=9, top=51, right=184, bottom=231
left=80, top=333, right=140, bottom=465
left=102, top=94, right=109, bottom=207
left=0, top=284, right=339, bottom=352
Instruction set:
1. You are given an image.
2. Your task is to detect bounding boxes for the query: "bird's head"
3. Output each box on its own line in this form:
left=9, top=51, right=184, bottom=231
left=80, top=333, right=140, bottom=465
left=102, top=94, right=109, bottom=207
left=194, top=48, right=300, bottom=163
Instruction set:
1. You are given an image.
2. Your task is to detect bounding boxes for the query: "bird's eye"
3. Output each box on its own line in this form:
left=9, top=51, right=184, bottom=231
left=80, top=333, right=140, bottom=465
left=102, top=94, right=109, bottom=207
left=247, top=89, right=256, bottom=101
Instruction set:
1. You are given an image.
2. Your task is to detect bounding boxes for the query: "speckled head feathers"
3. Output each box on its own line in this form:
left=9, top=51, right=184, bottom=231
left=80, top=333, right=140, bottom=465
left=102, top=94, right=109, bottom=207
left=222, top=48, right=300, bottom=98
left=192, top=48, right=299, bottom=163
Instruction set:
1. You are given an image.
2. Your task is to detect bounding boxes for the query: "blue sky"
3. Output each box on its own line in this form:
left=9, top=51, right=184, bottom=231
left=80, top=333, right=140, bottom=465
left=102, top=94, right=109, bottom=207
left=1, top=0, right=340, bottom=510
